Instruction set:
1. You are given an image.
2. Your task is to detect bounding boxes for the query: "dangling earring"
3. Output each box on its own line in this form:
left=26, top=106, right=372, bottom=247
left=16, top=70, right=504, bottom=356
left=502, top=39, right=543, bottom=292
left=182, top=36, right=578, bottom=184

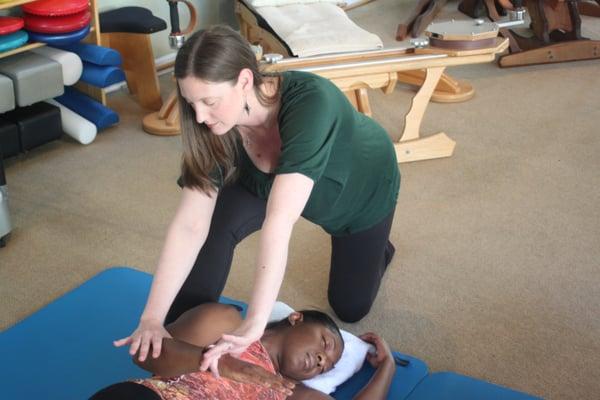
left=243, top=96, right=250, bottom=115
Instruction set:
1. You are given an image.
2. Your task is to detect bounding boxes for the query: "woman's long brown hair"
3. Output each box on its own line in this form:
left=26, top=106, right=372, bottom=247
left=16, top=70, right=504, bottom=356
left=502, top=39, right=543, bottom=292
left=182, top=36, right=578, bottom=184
left=174, top=25, right=280, bottom=195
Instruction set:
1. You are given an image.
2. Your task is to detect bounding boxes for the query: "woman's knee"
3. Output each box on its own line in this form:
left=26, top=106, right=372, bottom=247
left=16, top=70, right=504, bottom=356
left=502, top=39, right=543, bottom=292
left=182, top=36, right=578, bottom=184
left=328, top=292, right=374, bottom=323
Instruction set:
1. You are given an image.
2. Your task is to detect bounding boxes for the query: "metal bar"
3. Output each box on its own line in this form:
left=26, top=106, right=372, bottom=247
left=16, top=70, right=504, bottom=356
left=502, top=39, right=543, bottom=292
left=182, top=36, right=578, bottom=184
left=293, top=53, right=448, bottom=73
left=267, top=46, right=414, bottom=66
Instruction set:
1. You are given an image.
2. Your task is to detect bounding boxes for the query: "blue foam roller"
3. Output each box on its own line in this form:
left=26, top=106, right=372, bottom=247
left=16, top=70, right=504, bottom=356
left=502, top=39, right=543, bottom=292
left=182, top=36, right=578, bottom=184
left=54, top=87, right=118, bottom=130
left=27, top=25, right=90, bottom=46
left=0, top=30, right=28, bottom=53
left=80, top=62, right=125, bottom=88
left=58, top=42, right=122, bottom=66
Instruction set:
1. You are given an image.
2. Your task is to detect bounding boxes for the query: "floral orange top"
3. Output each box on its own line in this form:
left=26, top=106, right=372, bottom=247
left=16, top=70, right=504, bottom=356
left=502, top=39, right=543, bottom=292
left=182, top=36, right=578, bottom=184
left=134, top=341, right=285, bottom=400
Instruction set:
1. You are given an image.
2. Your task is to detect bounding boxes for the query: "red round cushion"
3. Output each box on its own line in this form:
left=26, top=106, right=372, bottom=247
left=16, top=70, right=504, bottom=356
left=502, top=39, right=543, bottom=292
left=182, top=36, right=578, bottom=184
left=21, top=0, right=89, bottom=17
left=0, top=17, right=24, bottom=35
left=24, top=10, right=91, bottom=34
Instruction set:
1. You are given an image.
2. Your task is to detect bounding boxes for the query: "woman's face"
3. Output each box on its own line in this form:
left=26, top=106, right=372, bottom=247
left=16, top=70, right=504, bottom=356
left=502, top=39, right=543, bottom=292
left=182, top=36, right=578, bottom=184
left=178, top=76, right=245, bottom=135
left=279, top=321, right=344, bottom=381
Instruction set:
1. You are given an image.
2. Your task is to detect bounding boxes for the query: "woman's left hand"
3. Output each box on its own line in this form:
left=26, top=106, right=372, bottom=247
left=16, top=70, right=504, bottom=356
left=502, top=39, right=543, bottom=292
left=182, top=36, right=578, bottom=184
left=200, top=320, right=265, bottom=377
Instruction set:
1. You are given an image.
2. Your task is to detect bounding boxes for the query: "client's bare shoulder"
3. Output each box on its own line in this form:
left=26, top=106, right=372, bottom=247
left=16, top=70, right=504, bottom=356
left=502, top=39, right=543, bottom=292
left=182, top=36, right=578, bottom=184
left=165, top=303, right=243, bottom=347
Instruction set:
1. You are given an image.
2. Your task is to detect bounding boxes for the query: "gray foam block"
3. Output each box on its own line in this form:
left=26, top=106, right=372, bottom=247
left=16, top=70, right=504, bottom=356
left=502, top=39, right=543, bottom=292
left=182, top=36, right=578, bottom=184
left=0, top=52, right=64, bottom=107
left=0, top=74, right=15, bottom=113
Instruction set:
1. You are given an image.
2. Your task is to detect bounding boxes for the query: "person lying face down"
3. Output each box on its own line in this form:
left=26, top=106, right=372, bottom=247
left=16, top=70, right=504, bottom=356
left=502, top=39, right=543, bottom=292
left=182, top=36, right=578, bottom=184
left=91, top=303, right=395, bottom=399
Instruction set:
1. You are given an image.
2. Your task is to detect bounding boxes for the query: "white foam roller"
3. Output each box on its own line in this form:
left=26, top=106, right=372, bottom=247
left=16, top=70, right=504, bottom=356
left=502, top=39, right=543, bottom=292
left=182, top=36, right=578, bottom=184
left=46, top=99, right=97, bottom=145
left=32, top=46, right=83, bottom=86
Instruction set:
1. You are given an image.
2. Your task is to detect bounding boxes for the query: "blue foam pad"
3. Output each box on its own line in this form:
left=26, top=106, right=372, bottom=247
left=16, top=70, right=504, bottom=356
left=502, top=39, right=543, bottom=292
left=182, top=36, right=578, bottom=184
left=0, top=30, right=28, bottom=53
left=0, top=267, right=540, bottom=400
left=58, top=42, right=122, bottom=66
left=0, top=267, right=248, bottom=400
left=80, top=62, right=125, bottom=88
left=27, top=25, right=90, bottom=46
left=405, top=372, right=542, bottom=400
left=54, top=87, right=118, bottom=130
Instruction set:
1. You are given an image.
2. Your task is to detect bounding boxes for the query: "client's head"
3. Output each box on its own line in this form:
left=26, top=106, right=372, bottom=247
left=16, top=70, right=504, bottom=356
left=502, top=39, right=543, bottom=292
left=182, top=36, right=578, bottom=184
left=265, top=310, right=344, bottom=381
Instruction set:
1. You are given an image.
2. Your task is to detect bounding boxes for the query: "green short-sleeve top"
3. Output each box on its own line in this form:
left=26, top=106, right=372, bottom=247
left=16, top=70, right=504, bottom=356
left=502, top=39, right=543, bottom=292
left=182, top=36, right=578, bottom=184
left=238, top=71, right=400, bottom=236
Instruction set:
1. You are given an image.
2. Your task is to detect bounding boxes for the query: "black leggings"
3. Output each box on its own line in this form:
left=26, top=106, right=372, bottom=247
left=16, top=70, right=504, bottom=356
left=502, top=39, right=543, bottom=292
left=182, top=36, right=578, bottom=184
left=166, top=183, right=396, bottom=324
left=89, top=382, right=160, bottom=399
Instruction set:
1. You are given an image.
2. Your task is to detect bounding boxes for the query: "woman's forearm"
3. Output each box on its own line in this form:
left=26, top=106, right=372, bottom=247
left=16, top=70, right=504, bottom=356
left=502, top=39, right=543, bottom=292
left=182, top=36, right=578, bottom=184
left=245, top=215, right=294, bottom=327
left=353, top=360, right=396, bottom=400
left=142, top=221, right=210, bottom=323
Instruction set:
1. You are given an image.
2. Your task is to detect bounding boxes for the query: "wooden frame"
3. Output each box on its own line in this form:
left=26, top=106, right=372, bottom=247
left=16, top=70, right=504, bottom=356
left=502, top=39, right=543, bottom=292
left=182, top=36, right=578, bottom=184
left=260, top=39, right=508, bottom=163
left=236, top=0, right=508, bottom=163
left=235, top=0, right=476, bottom=104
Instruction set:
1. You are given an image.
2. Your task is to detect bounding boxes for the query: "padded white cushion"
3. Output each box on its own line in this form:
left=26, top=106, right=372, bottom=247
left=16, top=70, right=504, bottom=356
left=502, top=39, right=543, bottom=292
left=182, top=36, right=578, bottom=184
left=32, top=46, right=83, bottom=86
left=253, top=2, right=382, bottom=57
left=268, top=302, right=374, bottom=394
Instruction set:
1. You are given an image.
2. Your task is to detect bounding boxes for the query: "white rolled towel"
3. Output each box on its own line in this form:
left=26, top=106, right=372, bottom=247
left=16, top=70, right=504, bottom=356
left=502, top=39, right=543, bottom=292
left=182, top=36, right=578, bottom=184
left=32, top=46, right=83, bottom=86
left=46, top=99, right=97, bottom=145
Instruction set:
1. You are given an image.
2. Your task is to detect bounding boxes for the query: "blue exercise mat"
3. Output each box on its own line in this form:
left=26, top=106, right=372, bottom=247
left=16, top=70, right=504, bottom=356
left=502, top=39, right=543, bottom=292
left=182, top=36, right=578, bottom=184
left=58, top=42, right=122, bottom=66
left=333, top=352, right=428, bottom=399
left=405, top=372, right=542, bottom=400
left=0, top=30, right=28, bottom=53
left=55, top=87, right=118, bottom=130
left=80, top=62, right=125, bottom=88
left=0, top=267, right=541, bottom=400
left=27, top=25, right=90, bottom=46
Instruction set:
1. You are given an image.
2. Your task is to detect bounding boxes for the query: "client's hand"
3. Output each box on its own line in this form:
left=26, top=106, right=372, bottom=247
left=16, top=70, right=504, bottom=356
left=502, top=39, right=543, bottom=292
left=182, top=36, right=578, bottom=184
left=200, top=320, right=264, bottom=377
left=114, top=318, right=172, bottom=362
left=219, top=354, right=296, bottom=396
left=359, top=332, right=394, bottom=369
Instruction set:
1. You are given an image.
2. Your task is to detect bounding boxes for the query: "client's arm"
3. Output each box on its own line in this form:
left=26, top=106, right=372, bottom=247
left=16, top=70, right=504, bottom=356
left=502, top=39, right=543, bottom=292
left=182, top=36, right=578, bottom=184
left=353, top=332, right=395, bottom=400
left=132, top=302, right=295, bottom=395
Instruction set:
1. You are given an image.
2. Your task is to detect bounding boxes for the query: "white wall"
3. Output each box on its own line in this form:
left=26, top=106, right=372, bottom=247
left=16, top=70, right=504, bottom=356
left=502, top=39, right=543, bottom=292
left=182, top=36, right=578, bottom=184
left=98, top=0, right=239, bottom=61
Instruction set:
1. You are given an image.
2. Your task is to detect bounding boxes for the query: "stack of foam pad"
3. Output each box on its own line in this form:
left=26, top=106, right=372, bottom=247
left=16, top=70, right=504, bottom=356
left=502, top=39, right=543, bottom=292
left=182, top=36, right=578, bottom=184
left=54, top=42, right=124, bottom=131
left=0, top=44, right=64, bottom=156
left=22, top=0, right=92, bottom=47
left=0, top=16, right=28, bottom=54
left=0, top=0, right=123, bottom=155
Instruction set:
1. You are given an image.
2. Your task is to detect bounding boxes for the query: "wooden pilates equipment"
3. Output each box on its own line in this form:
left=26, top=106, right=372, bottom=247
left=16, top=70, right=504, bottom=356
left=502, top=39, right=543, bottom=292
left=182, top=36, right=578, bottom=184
left=239, top=3, right=512, bottom=163
left=258, top=34, right=508, bottom=163
left=235, top=0, right=476, bottom=104
left=460, top=0, right=600, bottom=67
left=396, top=0, right=448, bottom=40
left=142, top=0, right=196, bottom=136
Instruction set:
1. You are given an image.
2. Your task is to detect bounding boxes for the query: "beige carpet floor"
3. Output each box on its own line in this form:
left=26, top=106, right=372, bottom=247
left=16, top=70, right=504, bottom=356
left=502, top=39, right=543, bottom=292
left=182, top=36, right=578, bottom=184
left=1, top=1, right=599, bottom=399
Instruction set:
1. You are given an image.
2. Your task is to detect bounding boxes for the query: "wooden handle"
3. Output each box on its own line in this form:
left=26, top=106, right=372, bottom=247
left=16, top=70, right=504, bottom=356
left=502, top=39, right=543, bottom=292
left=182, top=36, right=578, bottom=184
left=178, top=0, right=197, bottom=35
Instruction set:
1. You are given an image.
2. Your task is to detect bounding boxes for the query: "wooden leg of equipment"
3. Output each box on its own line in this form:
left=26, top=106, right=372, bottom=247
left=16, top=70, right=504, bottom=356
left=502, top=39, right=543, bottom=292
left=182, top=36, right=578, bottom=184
left=499, top=40, right=600, bottom=67
left=395, top=66, right=456, bottom=163
left=142, top=89, right=180, bottom=136
left=397, top=70, right=475, bottom=103
left=579, top=1, right=600, bottom=17
left=101, top=32, right=162, bottom=111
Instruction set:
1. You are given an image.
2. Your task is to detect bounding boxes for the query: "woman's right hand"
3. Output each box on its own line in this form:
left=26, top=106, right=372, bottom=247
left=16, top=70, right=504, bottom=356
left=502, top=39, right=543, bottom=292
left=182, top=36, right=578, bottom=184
left=113, top=318, right=172, bottom=362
